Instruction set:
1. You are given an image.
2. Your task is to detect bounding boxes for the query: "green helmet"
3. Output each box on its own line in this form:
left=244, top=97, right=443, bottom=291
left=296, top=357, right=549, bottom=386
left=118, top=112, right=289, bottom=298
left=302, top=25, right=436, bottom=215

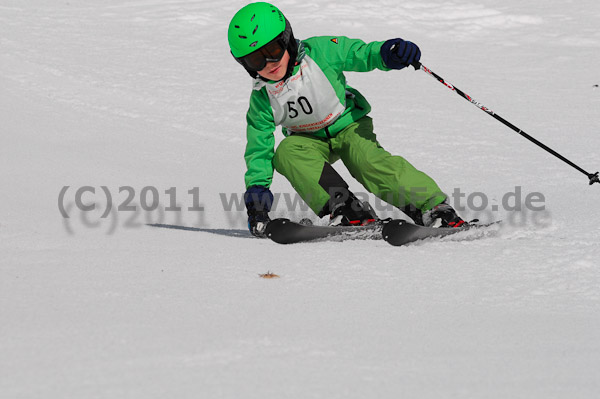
left=228, top=2, right=287, bottom=58
left=228, top=3, right=298, bottom=80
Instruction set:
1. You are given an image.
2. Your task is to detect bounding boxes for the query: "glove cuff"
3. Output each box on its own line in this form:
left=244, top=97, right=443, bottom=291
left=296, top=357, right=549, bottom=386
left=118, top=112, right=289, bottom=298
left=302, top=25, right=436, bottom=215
left=244, top=185, right=274, bottom=212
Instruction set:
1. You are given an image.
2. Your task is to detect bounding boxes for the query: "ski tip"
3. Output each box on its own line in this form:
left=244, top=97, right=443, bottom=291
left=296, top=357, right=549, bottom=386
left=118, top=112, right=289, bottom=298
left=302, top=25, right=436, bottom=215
left=265, top=218, right=300, bottom=244
left=264, top=218, right=290, bottom=236
left=381, top=219, right=409, bottom=241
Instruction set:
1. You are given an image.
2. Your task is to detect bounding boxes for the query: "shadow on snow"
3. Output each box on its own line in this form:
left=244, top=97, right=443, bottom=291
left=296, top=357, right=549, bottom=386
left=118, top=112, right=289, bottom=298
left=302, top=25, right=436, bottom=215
left=147, top=223, right=252, bottom=238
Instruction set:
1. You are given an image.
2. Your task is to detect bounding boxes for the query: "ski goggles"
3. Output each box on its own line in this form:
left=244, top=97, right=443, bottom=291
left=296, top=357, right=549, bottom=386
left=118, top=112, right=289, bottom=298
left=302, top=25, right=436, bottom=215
left=236, top=34, right=288, bottom=72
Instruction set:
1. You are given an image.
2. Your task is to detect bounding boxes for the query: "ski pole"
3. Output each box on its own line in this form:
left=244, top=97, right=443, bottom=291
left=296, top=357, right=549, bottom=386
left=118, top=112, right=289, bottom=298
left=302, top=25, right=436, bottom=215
left=411, top=61, right=600, bottom=186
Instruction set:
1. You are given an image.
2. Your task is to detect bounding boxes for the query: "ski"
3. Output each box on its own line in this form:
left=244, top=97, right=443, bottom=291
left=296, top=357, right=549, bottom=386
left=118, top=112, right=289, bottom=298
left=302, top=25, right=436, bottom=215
left=265, top=218, right=383, bottom=244
left=382, top=219, right=500, bottom=246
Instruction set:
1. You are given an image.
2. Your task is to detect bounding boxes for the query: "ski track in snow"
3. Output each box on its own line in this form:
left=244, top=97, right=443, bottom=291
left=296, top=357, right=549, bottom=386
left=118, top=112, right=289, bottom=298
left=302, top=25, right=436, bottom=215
left=1, top=0, right=600, bottom=398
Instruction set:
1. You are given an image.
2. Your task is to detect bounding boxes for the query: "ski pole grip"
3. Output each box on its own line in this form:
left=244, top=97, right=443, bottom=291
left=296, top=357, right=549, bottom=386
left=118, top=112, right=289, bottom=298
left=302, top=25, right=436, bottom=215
left=411, top=61, right=422, bottom=71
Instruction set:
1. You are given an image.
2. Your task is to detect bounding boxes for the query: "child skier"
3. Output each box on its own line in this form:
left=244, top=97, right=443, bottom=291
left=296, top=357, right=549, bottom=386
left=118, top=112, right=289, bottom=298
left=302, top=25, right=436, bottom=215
left=228, top=2, right=466, bottom=237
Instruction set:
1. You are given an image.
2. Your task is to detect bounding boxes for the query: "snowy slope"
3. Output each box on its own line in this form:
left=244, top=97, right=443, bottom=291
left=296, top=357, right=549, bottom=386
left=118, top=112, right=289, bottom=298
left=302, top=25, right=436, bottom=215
left=1, top=0, right=600, bottom=398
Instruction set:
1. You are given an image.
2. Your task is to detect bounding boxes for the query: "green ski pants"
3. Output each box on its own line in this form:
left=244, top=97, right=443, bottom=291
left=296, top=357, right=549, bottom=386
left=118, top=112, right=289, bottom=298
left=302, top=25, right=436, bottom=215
left=273, top=116, right=447, bottom=216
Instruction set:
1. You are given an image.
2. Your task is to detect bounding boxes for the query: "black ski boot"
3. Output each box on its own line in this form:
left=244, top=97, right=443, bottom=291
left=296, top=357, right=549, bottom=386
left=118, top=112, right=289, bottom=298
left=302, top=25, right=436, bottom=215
left=422, top=202, right=466, bottom=228
left=329, top=193, right=378, bottom=226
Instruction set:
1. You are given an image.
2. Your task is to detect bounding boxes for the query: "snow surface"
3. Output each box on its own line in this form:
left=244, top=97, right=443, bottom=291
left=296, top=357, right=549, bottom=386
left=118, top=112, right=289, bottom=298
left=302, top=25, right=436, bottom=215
left=1, top=0, right=600, bottom=397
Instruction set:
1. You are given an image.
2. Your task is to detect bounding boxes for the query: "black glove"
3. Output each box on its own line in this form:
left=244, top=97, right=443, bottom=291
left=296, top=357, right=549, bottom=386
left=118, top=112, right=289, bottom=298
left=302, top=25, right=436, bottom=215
left=247, top=209, right=271, bottom=237
left=381, top=38, right=421, bottom=70
left=244, top=185, right=273, bottom=237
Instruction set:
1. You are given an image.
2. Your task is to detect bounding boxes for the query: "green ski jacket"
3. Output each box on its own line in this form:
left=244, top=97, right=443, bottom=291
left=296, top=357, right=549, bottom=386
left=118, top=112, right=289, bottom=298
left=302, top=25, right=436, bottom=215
left=244, top=36, right=391, bottom=189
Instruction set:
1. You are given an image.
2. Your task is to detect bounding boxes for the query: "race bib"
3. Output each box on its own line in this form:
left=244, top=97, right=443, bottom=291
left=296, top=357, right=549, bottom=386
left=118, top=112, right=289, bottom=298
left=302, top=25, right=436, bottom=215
left=254, top=56, right=345, bottom=133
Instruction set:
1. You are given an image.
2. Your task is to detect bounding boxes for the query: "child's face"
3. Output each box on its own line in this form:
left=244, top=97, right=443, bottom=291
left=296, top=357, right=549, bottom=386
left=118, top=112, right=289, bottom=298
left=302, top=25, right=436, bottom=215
left=257, top=50, right=290, bottom=82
